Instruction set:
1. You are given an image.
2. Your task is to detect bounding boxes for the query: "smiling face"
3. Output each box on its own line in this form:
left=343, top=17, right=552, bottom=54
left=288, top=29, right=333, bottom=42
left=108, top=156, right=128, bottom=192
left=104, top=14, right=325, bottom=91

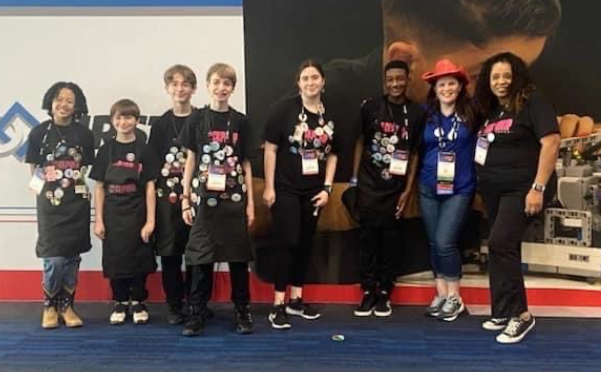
left=207, top=73, right=234, bottom=105
left=489, top=61, right=513, bottom=103
left=297, top=66, right=325, bottom=99
left=434, top=76, right=462, bottom=106
left=51, top=88, right=76, bottom=124
left=112, top=112, right=137, bottom=136
left=385, top=67, right=409, bottom=100
left=166, top=72, right=196, bottom=105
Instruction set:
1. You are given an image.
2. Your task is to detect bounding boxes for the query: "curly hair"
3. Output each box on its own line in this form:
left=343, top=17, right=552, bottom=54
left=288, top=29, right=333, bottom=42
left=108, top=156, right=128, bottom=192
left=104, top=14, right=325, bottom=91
left=42, top=81, right=89, bottom=122
left=474, top=52, right=535, bottom=123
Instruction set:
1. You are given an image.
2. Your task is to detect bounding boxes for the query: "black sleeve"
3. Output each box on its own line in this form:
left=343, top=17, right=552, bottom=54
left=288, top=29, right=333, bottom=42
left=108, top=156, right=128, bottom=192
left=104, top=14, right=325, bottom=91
left=25, top=125, right=44, bottom=165
left=89, top=144, right=109, bottom=182
left=80, top=127, right=96, bottom=166
left=527, top=92, right=559, bottom=139
left=263, top=101, right=285, bottom=145
left=179, top=110, right=199, bottom=153
left=148, top=117, right=165, bottom=165
left=238, top=115, right=256, bottom=161
left=140, top=144, right=159, bottom=183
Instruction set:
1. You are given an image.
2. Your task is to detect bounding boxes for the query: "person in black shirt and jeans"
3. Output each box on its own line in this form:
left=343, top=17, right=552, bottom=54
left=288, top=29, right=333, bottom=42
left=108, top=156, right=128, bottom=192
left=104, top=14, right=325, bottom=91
left=474, top=52, right=560, bottom=344
left=351, top=60, right=425, bottom=317
left=263, top=60, right=339, bottom=330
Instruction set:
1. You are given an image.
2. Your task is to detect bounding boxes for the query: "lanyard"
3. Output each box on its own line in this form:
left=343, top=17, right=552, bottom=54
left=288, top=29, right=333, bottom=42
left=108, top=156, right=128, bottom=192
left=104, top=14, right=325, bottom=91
left=384, top=100, right=409, bottom=141
left=299, top=103, right=325, bottom=150
left=434, top=113, right=460, bottom=149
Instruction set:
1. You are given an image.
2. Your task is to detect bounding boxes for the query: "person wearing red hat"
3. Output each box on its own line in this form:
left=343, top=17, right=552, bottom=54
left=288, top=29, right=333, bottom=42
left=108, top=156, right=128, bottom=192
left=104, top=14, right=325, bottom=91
left=418, top=59, right=478, bottom=322
left=474, top=52, right=560, bottom=344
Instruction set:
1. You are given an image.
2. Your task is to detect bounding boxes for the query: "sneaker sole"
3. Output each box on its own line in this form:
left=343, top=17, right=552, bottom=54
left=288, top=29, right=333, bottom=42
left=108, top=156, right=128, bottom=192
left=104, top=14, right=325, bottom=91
left=285, top=307, right=321, bottom=320
left=268, top=314, right=291, bottom=330
left=373, top=309, right=392, bottom=317
left=110, top=320, right=126, bottom=326
left=181, top=330, right=202, bottom=337
left=439, top=302, right=465, bottom=322
left=482, top=322, right=509, bottom=331
left=496, top=318, right=536, bottom=344
left=353, top=309, right=374, bottom=317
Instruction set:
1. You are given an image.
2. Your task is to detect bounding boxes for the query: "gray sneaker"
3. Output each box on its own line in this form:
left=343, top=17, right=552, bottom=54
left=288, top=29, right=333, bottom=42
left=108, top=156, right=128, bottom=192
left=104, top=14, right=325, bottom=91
left=425, top=295, right=446, bottom=317
left=437, top=296, right=465, bottom=322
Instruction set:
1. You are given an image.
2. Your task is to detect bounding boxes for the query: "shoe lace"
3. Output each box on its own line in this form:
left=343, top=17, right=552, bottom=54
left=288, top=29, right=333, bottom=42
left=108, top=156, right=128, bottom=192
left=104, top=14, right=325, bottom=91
left=430, top=296, right=445, bottom=308
left=504, top=318, right=522, bottom=336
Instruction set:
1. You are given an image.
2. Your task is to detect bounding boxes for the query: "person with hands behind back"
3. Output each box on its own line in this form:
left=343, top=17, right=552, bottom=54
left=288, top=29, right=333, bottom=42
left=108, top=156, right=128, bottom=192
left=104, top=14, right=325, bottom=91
left=90, top=99, right=158, bottom=326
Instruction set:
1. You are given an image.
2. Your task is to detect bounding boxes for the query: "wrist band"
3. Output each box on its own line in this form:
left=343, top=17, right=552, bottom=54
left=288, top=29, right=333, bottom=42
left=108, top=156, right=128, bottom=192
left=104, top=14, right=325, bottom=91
left=182, top=207, right=191, bottom=212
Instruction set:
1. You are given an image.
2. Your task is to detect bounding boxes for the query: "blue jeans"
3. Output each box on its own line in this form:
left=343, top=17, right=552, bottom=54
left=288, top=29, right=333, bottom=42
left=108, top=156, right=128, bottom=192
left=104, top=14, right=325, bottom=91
left=418, top=183, right=472, bottom=282
left=42, top=256, right=82, bottom=297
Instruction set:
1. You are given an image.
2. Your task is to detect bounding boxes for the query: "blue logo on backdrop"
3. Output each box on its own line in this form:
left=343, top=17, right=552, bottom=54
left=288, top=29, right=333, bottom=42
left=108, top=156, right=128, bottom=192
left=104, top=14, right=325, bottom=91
left=0, top=102, right=40, bottom=161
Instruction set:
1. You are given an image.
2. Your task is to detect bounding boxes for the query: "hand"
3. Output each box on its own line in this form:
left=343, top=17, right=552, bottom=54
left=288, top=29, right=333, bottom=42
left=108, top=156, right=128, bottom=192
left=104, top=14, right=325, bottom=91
left=182, top=205, right=194, bottom=226
left=246, top=203, right=255, bottom=227
left=395, top=192, right=410, bottom=219
left=311, top=190, right=329, bottom=208
left=94, top=221, right=106, bottom=240
left=141, top=221, right=155, bottom=243
left=524, top=189, right=543, bottom=216
left=263, top=187, right=276, bottom=208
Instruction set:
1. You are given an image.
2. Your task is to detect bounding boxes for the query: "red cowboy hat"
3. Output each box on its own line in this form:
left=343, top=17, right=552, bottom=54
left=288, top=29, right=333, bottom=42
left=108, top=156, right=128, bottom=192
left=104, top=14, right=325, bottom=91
left=422, top=59, right=469, bottom=85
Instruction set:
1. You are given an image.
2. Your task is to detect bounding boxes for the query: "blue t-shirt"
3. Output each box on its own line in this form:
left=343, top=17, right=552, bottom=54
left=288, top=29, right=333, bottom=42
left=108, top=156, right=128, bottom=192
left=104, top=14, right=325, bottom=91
left=419, top=109, right=476, bottom=196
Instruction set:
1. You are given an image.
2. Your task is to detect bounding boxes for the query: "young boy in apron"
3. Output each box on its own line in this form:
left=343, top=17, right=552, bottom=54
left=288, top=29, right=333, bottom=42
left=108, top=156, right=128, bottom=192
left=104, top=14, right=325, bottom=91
left=90, top=99, right=158, bottom=325
left=25, top=82, right=95, bottom=329
left=179, top=63, right=256, bottom=336
left=148, top=65, right=197, bottom=324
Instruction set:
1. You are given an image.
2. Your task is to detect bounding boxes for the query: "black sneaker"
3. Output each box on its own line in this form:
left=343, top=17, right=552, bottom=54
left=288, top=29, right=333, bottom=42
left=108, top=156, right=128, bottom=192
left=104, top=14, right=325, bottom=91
left=286, top=298, right=321, bottom=320
left=373, top=291, right=392, bottom=317
left=181, top=306, right=208, bottom=337
left=234, top=305, right=254, bottom=335
left=268, top=304, right=291, bottom=330
left=496, top=315, right=536, bottom=344
left=166, top=302, right=185, bottom=325
left=482, top=317, right=510, bottom=331
left=354, top=291, right=378, bottom=317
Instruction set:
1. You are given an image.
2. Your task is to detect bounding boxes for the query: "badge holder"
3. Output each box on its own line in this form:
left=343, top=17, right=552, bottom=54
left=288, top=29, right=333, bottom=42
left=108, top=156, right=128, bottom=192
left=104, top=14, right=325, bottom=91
left=302, top=149, right=319, bottom=176
left=436, top=152, right=455, bottom=195
left=29, top=167, right=46, bottom=195
left=389, top=150, right=409, bottom=176
left=474, top=137, right=490, bottom=166
left=206, top=164, right=227, bottom=191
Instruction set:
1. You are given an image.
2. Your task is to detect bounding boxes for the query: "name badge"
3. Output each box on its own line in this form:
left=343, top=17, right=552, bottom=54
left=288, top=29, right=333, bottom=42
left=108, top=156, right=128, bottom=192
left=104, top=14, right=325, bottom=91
left=29, top=167, right=46, bottom=195
left=206, top=165, right=226, bottom=191
left=436, top=151, right=455, bottom=195
left=302, top=149, right=319, bottom=175
left=389, top=150, right=409, bottom=176
left=474, top=137, right=490, bottom=166
left=75, top=183, right=88, bottom=195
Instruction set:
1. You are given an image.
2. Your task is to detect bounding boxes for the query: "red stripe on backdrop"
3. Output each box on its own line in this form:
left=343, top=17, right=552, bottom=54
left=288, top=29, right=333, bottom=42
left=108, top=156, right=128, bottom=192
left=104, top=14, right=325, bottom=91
left=1, top=270, right=601, bottom=307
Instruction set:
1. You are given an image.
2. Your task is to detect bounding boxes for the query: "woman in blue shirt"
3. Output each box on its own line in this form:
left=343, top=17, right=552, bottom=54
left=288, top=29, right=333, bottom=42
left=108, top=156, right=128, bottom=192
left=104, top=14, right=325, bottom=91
left=418, top=59, right=477, bottom=322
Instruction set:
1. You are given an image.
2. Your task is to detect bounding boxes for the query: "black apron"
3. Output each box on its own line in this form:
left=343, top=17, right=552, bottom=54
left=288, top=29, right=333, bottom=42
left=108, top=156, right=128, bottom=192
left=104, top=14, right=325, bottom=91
left=102, top=139, right=157, bottom=278
left=357, top=99, right=409, bottom=228
left=185, top=108, right=253, bottom=266
left=35, top=123, right=91, bottom=258
left=155, top=127, right=189, bottom=257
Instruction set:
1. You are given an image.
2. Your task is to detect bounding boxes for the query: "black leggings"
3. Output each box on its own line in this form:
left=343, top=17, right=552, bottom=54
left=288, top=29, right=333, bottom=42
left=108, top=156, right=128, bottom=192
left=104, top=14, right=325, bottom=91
left=271, top=192, right=320, bottom=292
left=188, top=262, right=250, bottom=307
left=110, top=275, right=148, bottom=302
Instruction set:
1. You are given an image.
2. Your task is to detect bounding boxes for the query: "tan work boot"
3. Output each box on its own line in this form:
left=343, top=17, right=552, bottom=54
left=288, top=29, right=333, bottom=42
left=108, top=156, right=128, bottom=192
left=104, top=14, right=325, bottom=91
left=59, top=288, right=83, bottom=328
left=42, top=306, right=59, bottom=329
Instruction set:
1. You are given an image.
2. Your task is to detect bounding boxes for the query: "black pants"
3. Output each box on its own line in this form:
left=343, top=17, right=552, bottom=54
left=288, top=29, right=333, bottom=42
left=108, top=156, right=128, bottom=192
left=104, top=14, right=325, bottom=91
left=110, top=275, right=148, bottom=302
left=271, top=192, right=320, bottom=292
left=188, top=262, right=250, bottom=308
left=160, top=255, right=190, bottom=305
left=359, top=224, right=401, bottom=293
left=481, top=191, right=531, bottom=318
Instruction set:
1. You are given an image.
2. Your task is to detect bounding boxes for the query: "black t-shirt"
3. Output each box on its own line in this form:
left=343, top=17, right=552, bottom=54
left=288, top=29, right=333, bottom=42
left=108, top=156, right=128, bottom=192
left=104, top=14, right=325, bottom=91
left=263, top=95, right=340, bottom=194
left=358, top=96, right=425, bottom=191
left=25, top=120, right=95, bottom=167
left=89, top=137, right=158, bottom=188
left=179, top=107, right=255, bottom=199
left=478, top=91, right=559, bottom=193
left=148, top=110, right=189, bottom=195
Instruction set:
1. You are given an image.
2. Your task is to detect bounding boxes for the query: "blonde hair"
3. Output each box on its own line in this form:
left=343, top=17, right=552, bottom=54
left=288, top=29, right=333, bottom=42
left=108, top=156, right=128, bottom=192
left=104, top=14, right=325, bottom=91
left=206, top=63, right=237, bottom=87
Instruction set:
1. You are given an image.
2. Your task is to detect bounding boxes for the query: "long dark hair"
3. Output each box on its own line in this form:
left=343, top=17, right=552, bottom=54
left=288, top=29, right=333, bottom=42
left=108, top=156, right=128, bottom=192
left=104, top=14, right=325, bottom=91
left=475, top=52, right=535, bottom=123
left=425, top=76, right=476, bottom=131
left=42, top=81, right=88, bottom=122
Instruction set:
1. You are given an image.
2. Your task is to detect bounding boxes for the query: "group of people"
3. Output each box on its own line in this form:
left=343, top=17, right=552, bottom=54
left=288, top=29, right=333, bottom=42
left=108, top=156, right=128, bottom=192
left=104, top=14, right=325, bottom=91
left=26, top=51, right=560, bottom=345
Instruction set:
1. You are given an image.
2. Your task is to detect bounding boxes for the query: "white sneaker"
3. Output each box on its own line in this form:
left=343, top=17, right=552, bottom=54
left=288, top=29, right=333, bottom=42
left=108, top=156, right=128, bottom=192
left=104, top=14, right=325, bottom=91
left=132, top=301, right=149, bottom=325
left=109, top=302, right=128, bottom=325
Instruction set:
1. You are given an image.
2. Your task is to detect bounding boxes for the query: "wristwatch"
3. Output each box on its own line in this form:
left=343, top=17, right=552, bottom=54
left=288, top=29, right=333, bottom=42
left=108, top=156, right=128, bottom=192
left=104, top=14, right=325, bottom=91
left=531, top=182, right=545, bottom=192
left=323, top=184, right=333, bottom=195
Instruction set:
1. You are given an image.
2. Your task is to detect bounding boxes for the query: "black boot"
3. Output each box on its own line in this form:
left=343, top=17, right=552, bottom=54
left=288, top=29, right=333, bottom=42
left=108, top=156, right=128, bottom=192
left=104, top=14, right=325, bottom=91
left=166, top=301, right=185, bottom=325
left=234, top=304, right=254, bottom=335
left=181, top=305, right=207, bottom=337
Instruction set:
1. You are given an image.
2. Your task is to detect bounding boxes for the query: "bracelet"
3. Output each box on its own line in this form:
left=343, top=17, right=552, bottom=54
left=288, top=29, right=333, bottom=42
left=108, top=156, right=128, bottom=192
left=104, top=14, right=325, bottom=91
left=323, top=184, right=333, bottom=195
left=182, top=207, right=191, bottom=212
